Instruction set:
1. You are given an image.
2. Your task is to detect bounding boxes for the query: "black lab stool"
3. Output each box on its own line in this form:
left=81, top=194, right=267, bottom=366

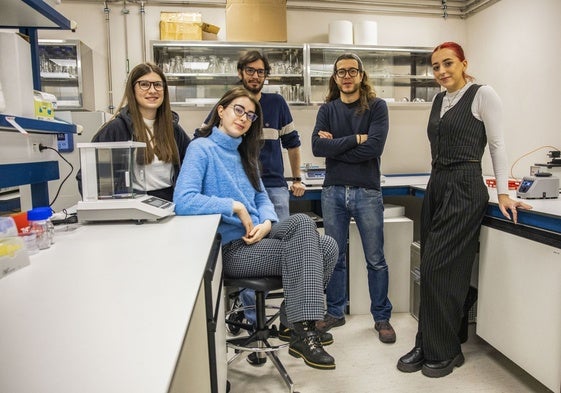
left=224, top=276, right=295, bottom=392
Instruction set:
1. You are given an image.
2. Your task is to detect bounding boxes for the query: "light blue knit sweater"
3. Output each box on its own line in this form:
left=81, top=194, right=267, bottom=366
left=173, top=127, right=278, bottom=245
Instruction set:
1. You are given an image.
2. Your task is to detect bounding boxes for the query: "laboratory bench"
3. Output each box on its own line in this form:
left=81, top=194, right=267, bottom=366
left=0, top=214, right=227, bottom=393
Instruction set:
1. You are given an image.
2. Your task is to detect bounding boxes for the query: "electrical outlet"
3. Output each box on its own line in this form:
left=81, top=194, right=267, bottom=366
left=27, top=135, right=51, bottom=158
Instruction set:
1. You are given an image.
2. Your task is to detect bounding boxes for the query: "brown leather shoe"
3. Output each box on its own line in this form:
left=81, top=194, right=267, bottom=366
left=374, top=320, right=396, bottom=343
left=315, top=314, right=345, bottom=333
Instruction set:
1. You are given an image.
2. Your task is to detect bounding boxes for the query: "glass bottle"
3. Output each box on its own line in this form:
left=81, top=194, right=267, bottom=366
left=27, top=207, right=54, bottom=250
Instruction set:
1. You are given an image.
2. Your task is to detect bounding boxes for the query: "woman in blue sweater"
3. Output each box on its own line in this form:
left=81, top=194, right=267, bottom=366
left=173, top=87, right=338, bottom=370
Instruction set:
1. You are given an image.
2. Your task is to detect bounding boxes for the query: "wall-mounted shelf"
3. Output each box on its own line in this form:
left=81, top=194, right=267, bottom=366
left=0, top=114, right=77, bottom=134
left=1, top=0, right=73, bottom=30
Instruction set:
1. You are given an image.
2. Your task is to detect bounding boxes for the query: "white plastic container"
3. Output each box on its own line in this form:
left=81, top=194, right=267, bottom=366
left=353, top=21, right=378, bottom=45
left=0, top=32, right=34, bottom=117
left=328, top=20, right=353, bottom=45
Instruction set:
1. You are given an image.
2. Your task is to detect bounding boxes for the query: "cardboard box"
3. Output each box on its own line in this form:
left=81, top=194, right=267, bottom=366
left=160, top=12, right=220, bottom=41
left=160, top=12, right=202, bottom=40
left=226, top=0, right=287, bottom=42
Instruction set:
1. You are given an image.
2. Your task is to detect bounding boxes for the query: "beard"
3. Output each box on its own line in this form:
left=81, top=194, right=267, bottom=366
left=242, top=78, right=263, bottom=94
left=340, top=83, right=360, bottom=96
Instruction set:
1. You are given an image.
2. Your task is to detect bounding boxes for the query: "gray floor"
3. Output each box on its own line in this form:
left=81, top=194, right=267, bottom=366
left=226, top=313, right=553, bottom=393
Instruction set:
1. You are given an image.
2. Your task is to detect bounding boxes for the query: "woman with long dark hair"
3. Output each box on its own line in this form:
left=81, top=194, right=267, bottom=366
left=86, top=62, right=190, bottom=201
left=174, top=87, right=338, bottom=370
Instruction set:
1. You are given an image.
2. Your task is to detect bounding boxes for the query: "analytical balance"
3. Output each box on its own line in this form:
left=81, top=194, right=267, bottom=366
left=76, top=141, right=175, bottom=222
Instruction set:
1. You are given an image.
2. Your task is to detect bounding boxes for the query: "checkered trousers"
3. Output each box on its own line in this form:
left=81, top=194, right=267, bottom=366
left=222, top=213, right=338, bottom=323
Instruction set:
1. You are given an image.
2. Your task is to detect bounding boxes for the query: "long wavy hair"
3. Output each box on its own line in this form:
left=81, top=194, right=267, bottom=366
left=325, top=53, right=377, bottom=114
left=432, top=42, right=475, bottom=82
left=197, top=87, right=264, bottom=191
left=112, top=62, right=179, bottom=165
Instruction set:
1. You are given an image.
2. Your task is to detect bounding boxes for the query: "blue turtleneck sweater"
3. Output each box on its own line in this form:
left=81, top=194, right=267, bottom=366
left=173, top=127, right=278, bottom=245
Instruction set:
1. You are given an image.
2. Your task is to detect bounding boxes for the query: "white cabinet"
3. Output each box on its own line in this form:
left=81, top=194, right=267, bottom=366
left=348, top=206, right=413, bottom=314
left=477, top=225, right=561, bottom=392
left=170, top=243, right=226, bottom=393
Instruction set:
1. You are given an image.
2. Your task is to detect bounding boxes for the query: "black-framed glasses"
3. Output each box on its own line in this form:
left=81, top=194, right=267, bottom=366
left=230, top=104, right=258, bottom=122
left=243, top=67, right=267, bottom=77
left=335, top=68, right=361, bottom=78
left=136, top=80, right=165, bottom=91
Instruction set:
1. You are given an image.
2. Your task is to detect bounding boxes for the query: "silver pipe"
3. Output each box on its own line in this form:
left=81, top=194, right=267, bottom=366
left=104, top=0, right=115, bottom=114
left=140, top=0, right=147, bottom=62
left=61, top=0, right=499, bottom=19
left=462, top=0, right=502, bottom=16
left=122, top=0, right=130, bottom=74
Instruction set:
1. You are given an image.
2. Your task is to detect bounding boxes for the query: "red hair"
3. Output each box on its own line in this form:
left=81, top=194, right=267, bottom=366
left=432, top=41, right=474, bottom=82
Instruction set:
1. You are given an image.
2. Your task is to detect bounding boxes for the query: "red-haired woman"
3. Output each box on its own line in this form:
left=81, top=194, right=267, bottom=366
left=397, top=42, right=531, bottom=378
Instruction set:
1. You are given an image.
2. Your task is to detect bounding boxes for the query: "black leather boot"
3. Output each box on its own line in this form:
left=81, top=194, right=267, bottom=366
left=289, top=321, right=336, bottom=370
left=397, top=346, right=424, bottom=372
left=278, top=322, right=334, bottom=345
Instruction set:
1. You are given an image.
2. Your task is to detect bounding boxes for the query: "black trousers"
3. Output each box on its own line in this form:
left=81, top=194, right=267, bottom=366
left=415, top=164, right=488, bottom=360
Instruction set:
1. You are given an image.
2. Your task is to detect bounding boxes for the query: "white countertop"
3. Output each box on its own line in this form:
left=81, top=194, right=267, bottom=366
left=389, top=174, right=561, bottom=219
left=0, top=214, right=221, bottom=393
left=487, top=188, right=561, bottom=218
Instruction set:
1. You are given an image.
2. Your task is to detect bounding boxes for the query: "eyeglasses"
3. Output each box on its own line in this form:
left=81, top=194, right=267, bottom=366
left=230, top=104, right=258, bottom=122
left=243, top=67, right=267, bottom=77
left=335, top=68, right=361, bottom=78
left=136, top=80, right=165, bottom=91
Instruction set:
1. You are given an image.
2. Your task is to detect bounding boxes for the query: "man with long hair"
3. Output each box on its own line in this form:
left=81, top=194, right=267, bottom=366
left=312, top=53, right=396, bottom=344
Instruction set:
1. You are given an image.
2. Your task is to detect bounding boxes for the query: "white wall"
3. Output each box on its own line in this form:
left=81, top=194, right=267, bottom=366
left=466, top=0, right=561, bottom=179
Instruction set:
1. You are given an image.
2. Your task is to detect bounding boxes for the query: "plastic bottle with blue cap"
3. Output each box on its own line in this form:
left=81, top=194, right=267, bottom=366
left=27, top=207, right=54, bottom=250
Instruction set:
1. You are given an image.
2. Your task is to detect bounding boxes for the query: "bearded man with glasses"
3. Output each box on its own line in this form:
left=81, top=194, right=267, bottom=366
left=312, top=53, right=396, bottom=344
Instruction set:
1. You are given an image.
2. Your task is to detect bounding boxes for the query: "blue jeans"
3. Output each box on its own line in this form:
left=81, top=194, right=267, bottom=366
left=265, top=186, right=290, bottom=221
left=240, top=186, right=290, bottom=325
left=321, top=186, right=392, bottom=322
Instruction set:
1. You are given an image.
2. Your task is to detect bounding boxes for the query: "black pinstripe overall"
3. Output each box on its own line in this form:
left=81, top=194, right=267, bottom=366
left=415, top=84, right=490, bottom=361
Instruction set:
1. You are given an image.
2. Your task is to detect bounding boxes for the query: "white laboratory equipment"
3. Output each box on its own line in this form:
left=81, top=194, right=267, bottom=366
left=516, top=175, right=559, bottom=199
left=76, top=141, right=175, bottom=223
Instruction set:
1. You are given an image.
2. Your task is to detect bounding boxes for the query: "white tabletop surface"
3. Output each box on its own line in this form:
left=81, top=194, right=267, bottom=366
left=305, top=173, right=561, bottom=219
left=0, top=214, right=220, bottom=393
left=389, top=174, right=561, bottom=219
